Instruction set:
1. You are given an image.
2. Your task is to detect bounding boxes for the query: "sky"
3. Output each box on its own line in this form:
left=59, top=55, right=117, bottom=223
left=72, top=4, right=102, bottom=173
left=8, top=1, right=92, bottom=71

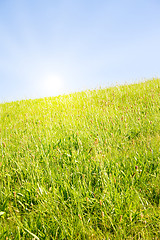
left=0, top=0, right=160, bottom=103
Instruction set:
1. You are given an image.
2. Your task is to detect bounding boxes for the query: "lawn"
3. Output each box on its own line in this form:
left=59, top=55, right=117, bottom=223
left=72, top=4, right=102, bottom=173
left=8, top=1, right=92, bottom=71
left=0, top=78, right=160, bottom=239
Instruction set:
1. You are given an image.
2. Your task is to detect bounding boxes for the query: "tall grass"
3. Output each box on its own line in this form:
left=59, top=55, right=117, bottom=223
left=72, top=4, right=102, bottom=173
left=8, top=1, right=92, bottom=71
left=0, top=79, right=160, bottom=239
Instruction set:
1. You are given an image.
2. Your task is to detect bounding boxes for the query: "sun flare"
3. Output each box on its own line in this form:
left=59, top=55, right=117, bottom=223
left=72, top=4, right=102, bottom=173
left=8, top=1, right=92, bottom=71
left=39, top=74, right=65, bottom=97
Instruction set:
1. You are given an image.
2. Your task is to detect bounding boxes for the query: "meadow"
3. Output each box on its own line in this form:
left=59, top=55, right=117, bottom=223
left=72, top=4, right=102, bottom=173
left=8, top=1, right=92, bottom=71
left=0, top=79, right=160, bottom=239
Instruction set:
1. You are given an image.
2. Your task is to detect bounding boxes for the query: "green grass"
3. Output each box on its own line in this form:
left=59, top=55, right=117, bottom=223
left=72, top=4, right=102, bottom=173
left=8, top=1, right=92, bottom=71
left=0, top=78, right=160, bottom=239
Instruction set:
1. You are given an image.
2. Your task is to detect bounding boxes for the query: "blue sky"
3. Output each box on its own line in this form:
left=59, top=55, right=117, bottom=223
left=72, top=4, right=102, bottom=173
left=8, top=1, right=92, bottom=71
left=0, top=0, right=160, bottom=103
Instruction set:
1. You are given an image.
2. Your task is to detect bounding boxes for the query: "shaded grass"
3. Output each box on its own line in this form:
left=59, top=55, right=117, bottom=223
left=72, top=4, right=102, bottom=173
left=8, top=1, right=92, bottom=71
left=0, top=78, right=160, bottom=239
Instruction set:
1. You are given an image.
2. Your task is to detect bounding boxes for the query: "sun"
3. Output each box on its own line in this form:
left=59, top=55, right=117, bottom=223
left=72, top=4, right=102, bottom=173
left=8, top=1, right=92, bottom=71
left=39, top=74, right=65, bottom=97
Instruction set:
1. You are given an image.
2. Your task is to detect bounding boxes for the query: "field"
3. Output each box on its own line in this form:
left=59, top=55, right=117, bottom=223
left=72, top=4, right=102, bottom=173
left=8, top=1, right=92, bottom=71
left=0, top=79, right=160, bottom=239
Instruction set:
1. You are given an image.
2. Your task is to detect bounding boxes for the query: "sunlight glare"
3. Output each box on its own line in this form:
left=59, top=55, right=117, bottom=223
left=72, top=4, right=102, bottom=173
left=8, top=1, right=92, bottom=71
left=39, top=74, right=65, bottom=97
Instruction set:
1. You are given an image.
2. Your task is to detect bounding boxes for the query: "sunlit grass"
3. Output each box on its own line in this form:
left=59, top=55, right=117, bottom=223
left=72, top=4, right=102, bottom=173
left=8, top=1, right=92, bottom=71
left=0, top=78, right=160, bottom=239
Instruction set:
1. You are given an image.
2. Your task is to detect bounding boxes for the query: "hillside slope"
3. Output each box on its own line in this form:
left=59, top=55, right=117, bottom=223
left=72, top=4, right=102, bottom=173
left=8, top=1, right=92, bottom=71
left=0, top=79, right=160, bottom=239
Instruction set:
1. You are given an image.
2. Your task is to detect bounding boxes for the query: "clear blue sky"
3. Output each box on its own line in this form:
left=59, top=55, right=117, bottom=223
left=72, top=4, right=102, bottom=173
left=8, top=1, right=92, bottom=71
left=0, top=0, right=160, bottom=103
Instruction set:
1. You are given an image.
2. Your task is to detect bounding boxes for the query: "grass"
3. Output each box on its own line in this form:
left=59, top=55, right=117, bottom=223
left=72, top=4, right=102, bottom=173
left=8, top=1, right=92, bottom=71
left=0, top=78, right=160, bottom=239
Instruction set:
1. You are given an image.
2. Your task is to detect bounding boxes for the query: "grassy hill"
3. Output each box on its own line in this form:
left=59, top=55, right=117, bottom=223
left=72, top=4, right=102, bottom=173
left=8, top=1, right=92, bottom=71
left=0, top=79, right=160, bottom=239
